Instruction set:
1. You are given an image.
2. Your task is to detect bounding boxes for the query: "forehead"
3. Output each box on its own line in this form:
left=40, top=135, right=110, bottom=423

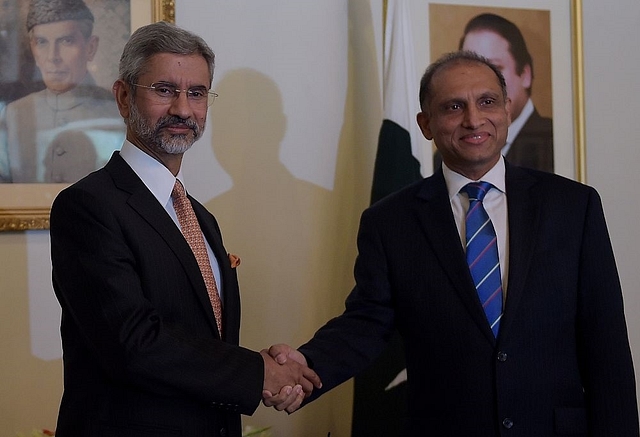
left=430, top=61, right=502, bottom=100
left=141, top=53, right=211, bottom=85
left=462, top=30, right=512, bottom=62
left=31, top=20, right=86, bottom=39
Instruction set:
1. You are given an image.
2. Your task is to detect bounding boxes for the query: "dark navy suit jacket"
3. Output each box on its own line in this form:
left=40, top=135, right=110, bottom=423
left=505, top=109, right=554, bottom=173
left=300, top=163, right=638, bottom=436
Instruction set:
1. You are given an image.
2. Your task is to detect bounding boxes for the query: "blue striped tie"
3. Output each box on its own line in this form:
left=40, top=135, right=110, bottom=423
left=461, top=182, right=503, bottom=337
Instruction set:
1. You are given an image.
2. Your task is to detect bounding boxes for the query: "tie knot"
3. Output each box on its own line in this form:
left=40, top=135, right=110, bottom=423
left=461, top=181, right=493, bottom=202
left=172, top=179, right=186, bottom=200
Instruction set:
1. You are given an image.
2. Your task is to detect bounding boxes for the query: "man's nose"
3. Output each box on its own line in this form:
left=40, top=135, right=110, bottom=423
left=462, top=106, right=483, bottom=129
left=48, top=43, right=62, bottom=63
left=167, top=90, right=193, bottom=118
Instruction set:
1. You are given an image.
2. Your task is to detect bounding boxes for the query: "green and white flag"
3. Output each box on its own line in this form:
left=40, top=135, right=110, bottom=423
left=370, top=0, right=425, bottom=204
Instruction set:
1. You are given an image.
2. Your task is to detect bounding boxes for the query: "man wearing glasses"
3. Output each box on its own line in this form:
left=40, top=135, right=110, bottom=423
left=0, top=0, right=124, bottom=183
left=49, top=21, right=320, bottom=437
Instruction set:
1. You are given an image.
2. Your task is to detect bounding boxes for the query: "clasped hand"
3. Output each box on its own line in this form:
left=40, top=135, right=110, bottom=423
left=260, top=344, right=321, bottom=413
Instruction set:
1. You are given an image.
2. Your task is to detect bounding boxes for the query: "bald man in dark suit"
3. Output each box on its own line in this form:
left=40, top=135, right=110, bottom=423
left=265, top=51, right=638, bottom=437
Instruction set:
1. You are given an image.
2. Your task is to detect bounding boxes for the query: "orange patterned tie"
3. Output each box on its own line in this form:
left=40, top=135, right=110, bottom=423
left=172, top=180, right=223, bottom=335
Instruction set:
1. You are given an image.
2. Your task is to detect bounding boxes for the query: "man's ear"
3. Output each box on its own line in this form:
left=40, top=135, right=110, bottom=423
left=505, top=97, right=513, bottom=126
left=416, top=111, right=433, bottom=140
left=520, top=64, right=532, bottom=90
left=86, top=35, right=99, bottom=62
left=112, top=80, right=132, bottom=119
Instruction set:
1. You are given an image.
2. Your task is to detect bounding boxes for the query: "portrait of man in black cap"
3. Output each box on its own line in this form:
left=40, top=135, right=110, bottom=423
left=0, top=0, right=125, bottom=183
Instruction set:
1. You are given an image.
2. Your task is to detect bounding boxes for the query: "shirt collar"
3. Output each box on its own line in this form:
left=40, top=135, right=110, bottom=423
left=442, top=155, right=506, bottom=201
left=119, top=140, right=184, bottom=206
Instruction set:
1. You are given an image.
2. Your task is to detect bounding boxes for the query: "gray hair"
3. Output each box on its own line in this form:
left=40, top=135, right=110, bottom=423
left=118, top=21, right=215, bottom=86
left=418, top=50, right=507, bottom=113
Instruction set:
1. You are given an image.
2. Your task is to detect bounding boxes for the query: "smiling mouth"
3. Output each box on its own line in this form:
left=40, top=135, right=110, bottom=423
left=461, top=132, right=490, bottom=144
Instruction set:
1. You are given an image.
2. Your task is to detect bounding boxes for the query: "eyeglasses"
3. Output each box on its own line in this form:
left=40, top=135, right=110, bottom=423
left=131, top=82, right=218, bottom=107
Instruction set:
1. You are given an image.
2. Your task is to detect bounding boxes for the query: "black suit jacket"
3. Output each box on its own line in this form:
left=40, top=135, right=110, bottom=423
left=433, top=109, right=554, bottom=173
left=505, top=109, right=554, bottom=173
left=50, top=152, right=263, bottom=437
left=300, top=163, right=638, bottom=436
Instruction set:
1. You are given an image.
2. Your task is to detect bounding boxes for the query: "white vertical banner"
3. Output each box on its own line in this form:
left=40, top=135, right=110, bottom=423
left=383, top=0, right=427, bottom=175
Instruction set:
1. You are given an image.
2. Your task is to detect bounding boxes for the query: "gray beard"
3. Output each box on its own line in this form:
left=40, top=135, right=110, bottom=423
left=128, top=103, right=203, bottom=155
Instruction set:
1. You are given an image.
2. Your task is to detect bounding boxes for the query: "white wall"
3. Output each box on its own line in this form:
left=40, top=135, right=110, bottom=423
left=583, top=0, right=640, bottom=402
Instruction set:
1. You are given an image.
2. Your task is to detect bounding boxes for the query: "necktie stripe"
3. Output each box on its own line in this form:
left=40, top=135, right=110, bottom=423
left=466, top=219, right=492, bottom=245
left=468, top=236, right=498, bottom=269
left=475, top=263, right=500, bottom=289
left=461, top=181, right=503, bottom=337
left=482, top=286, right=503, bottom=308
left=490, top=314, right=502, bottom=331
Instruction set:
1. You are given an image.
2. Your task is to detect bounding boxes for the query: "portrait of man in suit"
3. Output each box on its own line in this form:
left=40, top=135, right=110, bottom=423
left=0, top=0, right=125, bottom=183
left=433, top=11, right=554, bottom=174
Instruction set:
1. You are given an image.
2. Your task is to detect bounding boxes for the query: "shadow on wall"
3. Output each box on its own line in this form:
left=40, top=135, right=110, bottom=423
left=207, top=68, right=335, bottom=344
left=206, top=67, right=356, bottom=436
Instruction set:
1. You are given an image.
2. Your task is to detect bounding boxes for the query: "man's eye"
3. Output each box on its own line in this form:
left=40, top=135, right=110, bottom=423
left=61, top=37, right=76, bottom=45
left=447, top=103, right=462, bottom=111
left=481, top=99, right=496, bottom=106
left=154, top=86, right=175, bottom=95
left=188, top=89, right=207, bottom=99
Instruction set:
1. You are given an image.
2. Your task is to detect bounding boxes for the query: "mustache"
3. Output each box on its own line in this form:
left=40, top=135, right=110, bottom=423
left=156, top=116, right=200, bottom=136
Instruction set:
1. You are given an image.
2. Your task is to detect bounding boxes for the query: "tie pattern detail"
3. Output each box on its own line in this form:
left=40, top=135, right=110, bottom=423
left=172, top=180, right=223, bottom=336
left=461, top=181, right=503, bottom=337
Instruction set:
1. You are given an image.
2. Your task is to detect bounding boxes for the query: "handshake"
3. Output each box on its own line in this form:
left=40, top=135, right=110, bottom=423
left=260, top=344, right=321, bottom=414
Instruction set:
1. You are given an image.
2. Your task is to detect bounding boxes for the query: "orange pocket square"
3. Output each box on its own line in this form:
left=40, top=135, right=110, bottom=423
left=228, top=253, right=241, bottom=268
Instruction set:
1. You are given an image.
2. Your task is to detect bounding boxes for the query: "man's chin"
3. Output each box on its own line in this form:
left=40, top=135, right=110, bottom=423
left=159, top=136, right=195, bottom=155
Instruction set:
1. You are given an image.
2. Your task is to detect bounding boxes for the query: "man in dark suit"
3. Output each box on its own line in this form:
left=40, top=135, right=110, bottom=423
left=434, top=13, right=554, bottom=173
left=50, top=22, right=319, bottom=437
left=264, top=51, right=638, bottom=436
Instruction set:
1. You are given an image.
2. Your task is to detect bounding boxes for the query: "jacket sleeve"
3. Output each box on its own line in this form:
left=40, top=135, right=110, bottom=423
left=577, top=187, right=639, bottom=435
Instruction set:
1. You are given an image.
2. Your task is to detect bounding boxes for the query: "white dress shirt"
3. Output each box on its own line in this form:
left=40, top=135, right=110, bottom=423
left=443, top=156, right=509, bottom=295
left=119, top=140, right=223, bottom=297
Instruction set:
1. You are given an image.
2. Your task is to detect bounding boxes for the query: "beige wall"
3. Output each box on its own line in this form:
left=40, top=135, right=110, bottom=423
left=2, top=1, right=639, bottom=436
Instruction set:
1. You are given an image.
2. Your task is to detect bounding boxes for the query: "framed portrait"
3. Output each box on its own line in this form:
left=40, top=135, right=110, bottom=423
left=0, top=0, right=175, bottom=231
left=416, top=0, right=584, bottom=182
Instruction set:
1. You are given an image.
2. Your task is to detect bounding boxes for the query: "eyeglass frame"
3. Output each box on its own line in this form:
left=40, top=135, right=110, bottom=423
left=130, top=82, right=218, bottom=107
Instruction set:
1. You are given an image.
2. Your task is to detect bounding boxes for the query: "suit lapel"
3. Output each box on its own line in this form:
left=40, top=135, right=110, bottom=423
left=414, top=171, right=497, bottom=344
left=192, top=199, right=241, bottom=343
left=104, top=153, right=221, bottom=338
left=498, top=164, right=540, bottom=340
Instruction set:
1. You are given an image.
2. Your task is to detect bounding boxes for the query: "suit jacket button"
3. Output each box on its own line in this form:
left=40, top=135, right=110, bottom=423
left=502, top=418, right=514, bottom=429
left=497, top=351, right=508, bottom=362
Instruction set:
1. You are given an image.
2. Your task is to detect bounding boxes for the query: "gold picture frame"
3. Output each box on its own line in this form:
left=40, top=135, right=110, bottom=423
left=0, top=0, right=175, bottom=231
left=423, top=0, right=584, bottom=183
